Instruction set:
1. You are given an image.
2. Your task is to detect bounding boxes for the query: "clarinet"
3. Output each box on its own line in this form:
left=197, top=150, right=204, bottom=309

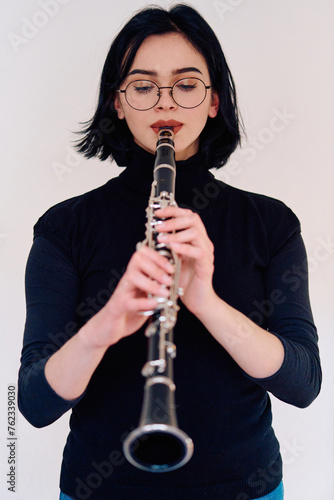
left=122, top=128, right=194, bottom=472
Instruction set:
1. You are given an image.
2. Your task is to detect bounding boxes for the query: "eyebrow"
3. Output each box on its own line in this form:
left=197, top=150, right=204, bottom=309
left=127, top=67, right=203, bottom=77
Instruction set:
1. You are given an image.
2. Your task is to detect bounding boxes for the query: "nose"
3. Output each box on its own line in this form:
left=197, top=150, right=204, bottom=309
left=155, top=87, right=177, bottom=110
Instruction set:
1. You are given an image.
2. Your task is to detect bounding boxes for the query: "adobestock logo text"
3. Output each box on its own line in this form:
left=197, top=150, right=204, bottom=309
left=7, top=0, right=72, bottom=54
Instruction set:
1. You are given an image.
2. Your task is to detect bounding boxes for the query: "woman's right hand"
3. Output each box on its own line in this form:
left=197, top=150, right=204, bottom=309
left=45, top=244, right=175, bottom=402
left=86, top=244, right=175, bottom=349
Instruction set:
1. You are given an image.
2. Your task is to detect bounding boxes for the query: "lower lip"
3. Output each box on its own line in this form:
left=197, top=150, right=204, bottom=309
left=151, top=125, right=183, bottom=135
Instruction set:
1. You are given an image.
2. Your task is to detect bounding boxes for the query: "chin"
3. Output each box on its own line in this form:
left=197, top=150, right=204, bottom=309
left=175, top=151, right=193, bottom=161
left=134, top=138, right=156, bottom=155
left=174, top=140, right=199, bottom=161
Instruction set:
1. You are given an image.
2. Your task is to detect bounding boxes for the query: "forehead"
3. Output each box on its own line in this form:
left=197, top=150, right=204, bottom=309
left=128, top=33, right=209, bottom=78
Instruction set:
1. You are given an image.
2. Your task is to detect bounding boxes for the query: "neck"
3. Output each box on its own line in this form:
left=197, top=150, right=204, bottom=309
left=134, top=137, right=200, bottom=162
left=118, top=143, right=216, bottom=210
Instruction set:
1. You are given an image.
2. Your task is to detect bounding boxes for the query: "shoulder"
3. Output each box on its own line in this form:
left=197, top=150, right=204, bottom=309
left=237, top=182, right=296, bottom=217
left=34, top=180, right=110, bottom=225
left=33, top=178, right=120, bottom=249
left=212, top=179, right=301, bottom=254
left=217, top=180, right=299, bottom=225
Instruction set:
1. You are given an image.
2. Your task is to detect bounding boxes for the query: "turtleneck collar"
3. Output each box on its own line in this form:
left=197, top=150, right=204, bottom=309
left=118, top=143, right=215, bottom=206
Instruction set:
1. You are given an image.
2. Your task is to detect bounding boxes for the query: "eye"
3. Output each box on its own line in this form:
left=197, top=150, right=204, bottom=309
left=132, top=82, right=155, bottom=95
left=134, top=86, right=153, bottom=94
left=175, top=79, right=197, bottom=93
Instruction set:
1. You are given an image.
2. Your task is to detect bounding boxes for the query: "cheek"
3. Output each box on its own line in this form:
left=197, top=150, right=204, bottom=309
left=121, top=111, right=142, bottom=136
left=189, top=108, right=211, bottom=133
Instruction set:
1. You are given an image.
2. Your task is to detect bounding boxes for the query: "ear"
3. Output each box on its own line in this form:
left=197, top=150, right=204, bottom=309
left=114, top=93, right=125, bottom=120
left=208, top=91, right=219, bottom=118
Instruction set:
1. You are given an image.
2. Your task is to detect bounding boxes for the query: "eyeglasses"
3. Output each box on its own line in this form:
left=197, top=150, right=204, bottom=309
left=117, top=77, right=211, bottom=111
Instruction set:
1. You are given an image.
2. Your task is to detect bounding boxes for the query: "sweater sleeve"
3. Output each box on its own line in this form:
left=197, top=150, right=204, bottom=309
left=18, top=235, right=84, bottom=428
left=245, top=209, right=322, bottom=408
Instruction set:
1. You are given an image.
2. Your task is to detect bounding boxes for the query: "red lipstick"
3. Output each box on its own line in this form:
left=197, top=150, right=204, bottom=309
left=151, top=120, right=183, bottom=135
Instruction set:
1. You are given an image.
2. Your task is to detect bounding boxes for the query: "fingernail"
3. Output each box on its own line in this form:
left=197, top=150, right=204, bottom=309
left=166, top=262, right=174, bottom=273
left=152, top=220, right=164, bottom=227
left=163, top=274, right=173, bottom=285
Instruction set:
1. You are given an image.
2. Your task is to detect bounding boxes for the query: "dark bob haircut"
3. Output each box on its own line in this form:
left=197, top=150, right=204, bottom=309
left=75, top=4, right=242, bottom=169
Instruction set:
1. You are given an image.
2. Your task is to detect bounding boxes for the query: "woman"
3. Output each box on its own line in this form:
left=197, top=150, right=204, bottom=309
left=18, top=4, right=321, bottom=500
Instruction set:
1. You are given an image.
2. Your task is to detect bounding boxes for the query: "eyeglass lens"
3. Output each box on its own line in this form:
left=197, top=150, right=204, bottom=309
left=124, top=78, right=208, bottom=110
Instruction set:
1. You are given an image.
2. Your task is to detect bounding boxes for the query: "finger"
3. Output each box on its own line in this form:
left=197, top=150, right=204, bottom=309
left=156, top=211, right=207, bottom=237
left=129, top=253, right=174, bottom=293
left=155, top=206, right=192, bottom=219
left=169, top=242, right=204, bottom=260
left=133, top=254, right=174, bottom=286
left=157, top=226, right=201, bottom=245
left=130, top=249, right=174, bottom=284
left=126, top=296, right=160, bottom=313
left=158, top=227, right=214, bottom=257
left=125, top=269, right=171, bottom=297
left=136, top=245, right=175, bottom=275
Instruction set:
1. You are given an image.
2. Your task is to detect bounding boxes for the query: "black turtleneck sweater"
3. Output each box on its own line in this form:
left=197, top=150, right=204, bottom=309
left=18, top=145, right=321, bottom=500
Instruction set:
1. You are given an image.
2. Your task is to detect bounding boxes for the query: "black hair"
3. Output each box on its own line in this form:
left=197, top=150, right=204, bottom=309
left=75, top=4, right=242, bottom=169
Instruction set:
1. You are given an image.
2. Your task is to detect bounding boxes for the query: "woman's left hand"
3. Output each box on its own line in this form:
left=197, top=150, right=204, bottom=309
left=155, top=206, right=286, bottom=380
left=154, top=206, right=217, bottom=317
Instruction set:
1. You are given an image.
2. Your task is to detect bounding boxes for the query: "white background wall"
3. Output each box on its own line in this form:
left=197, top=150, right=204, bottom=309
left=1, top=0, right=333, bottom=498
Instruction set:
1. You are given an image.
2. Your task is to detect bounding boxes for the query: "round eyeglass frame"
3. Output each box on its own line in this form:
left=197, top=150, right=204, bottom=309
left=117, top=77, right=211, bottom=111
